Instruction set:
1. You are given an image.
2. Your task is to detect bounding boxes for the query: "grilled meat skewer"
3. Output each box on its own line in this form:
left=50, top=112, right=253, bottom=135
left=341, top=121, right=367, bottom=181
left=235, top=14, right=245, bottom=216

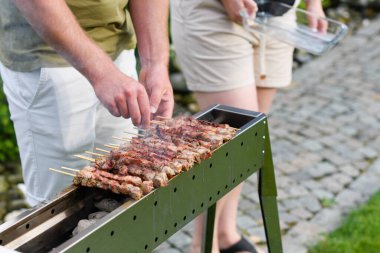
left=73, top=167, right=144, bottom=200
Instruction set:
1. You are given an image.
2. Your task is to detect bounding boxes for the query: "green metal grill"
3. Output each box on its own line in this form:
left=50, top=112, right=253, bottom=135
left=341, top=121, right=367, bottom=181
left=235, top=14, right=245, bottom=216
left=0, top=104, right=283, bottom=253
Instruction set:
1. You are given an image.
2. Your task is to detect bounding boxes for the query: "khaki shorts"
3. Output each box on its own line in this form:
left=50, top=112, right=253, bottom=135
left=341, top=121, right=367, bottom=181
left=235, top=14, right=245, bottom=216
left=171, top=0, right=296, bottom=92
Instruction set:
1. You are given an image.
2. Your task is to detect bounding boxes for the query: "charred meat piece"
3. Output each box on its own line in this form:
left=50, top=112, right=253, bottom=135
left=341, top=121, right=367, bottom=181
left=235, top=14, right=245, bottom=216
left=73, top=168, right=143, bottom=200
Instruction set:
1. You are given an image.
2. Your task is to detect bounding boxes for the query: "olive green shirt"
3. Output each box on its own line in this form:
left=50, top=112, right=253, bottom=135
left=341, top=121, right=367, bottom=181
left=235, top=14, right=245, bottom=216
left=0, top=0, right=137, bottom=72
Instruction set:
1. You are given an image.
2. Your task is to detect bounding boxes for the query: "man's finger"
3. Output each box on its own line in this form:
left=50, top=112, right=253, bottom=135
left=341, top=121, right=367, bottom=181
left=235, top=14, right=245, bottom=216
left=108, top=102, right=121, bottom=117
left=156, top=101, right=174, bottom=119
left=116, top=96, right=129, bottom=119
left=158, top=92, right=174, bottom=118
left=137, top=88, right=151, bottom=127
left=149, top=87, right=164, bottom=115
left=127, top=95, right=141, bottom=126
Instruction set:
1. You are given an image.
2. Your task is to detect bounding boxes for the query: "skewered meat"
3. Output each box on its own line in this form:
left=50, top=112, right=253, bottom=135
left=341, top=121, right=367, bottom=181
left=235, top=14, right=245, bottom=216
left=72, top=116, right=237, bottom=199
left=85, top=166, right=143, bottom=186
left=73, top=167, right=144, bottom=200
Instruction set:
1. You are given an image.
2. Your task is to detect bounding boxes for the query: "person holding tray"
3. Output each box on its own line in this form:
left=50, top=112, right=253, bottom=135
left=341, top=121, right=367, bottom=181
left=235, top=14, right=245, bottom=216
left=0, top=0, right=174, bottom=206
left=170, top=0, right=326, bottom=252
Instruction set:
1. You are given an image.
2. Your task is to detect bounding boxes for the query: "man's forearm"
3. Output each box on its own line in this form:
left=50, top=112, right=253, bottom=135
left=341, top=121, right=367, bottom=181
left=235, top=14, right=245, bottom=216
left=129, top=0, right=170, bottom=68
left=11, top=0, right=116, bottom=84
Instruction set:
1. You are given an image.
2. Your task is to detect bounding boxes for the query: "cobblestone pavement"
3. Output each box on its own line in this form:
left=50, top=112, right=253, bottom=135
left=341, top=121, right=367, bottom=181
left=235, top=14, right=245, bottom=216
left=154, top=17, right=380, bottom=253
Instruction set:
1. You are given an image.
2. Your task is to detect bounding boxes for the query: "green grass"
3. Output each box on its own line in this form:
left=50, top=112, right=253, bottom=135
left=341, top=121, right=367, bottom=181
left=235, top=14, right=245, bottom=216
left=309, top=190, right=380, bottom=253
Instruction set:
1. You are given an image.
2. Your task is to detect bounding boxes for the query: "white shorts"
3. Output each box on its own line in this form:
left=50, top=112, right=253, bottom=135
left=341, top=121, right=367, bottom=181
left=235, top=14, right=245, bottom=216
left=171, top=0, right=296, bottom=92
left=0, top=50, right=137, bottom=206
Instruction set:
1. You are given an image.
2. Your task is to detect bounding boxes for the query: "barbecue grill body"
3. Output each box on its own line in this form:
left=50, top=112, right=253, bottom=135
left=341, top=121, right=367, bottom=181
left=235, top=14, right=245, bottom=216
left=0, top=104, right=282, bottom=253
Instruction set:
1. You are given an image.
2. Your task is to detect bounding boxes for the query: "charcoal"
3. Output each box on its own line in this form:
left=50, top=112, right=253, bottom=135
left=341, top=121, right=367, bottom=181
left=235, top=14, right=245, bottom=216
left=94, top=198, right=121, bottom=212
left=72, top=219, right=97, bottom=236
left=88, top=211, right=108, bottom=220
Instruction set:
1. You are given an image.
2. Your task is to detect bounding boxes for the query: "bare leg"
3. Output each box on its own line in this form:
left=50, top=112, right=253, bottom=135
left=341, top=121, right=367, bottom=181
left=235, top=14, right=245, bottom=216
left=217, top=183, right=245, bottom=250
left=217, top=87, right=277, bottom=253
left=256, top=87, right=277, bottom=114
left=190, top=203, right=222, bottom=253
left=188, top=85, right=259, bottom=253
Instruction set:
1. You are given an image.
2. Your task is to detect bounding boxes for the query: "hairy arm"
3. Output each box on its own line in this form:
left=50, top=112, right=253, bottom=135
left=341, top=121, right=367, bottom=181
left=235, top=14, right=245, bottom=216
left=129, top=0, right=174, bottom=118
left=11, top=0, right=151, bottom=126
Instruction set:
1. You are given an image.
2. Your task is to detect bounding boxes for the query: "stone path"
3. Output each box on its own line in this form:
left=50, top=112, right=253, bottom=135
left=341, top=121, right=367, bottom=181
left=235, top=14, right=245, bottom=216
left=154, top=17, right=380, bottom=253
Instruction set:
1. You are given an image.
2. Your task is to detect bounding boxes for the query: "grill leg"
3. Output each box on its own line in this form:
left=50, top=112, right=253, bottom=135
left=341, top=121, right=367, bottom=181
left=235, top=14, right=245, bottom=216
left=259, top=122, right=283, bottom=253
left=201, top=203, right=217, bottom=253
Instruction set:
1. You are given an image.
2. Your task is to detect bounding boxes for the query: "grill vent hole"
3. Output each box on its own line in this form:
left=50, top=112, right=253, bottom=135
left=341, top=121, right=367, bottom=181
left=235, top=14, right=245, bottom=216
left=225, top=152, right=229, bottom=157
left=174, top=222, right=178, bottom=228
left=192, top=175, right=196, bottom=180
left=145, top=244, right=148, bottom=250
left=201, top=202, right=204, bottom=208
left=154, top=201, right=158, bottom=206
left=25, top=224, right=30, bottom=229
left=192, top=209, right=195, bottom=214
left=155, top=237, right=158, bottom=242
left=165, top=230, right=168, bottom=235
left=255, top=132, right=258, bottom=136
left=209, top=196, right=212, bottom=201
left=241, top=142, right=244, bottom=146
left=225, top=185, right=228, bottom=189
left=240, top=173, right=243, bottom=178
left=183, top=216, right=187, bottom=221
left=110, top=231, right=114, bottom=236
left=51, top=209, right=55, bottom=214
left=233, top=179, right=236, bottom=183
left=174, top=187, right=177, bottom=193
left=217, top=190, right=220, bottom=195
left=0, top=239, right=2, bottom=245
left=133, top=215, right=137, bottom=221
left=86, top=247, right=90, bottom=253
left=209, top=163, right=213, bottom=168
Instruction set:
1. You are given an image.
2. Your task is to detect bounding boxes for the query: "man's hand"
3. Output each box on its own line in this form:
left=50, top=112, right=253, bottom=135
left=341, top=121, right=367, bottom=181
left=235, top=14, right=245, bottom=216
left=139, top=64, right=174, bottom=119
left=220, top=0, right=257, bottom=24
left=90, top=67, right=151, bottom=127
left=306, top=0, right=328, bottom=33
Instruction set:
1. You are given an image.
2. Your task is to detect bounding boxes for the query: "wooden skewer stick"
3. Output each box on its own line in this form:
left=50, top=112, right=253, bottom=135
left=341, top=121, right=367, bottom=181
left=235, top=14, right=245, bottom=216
left=151, top=120, right=164, bottom=125
left=85, top=151, right=104, bottom=157
left=156, top=116, right=171, bottom=120
left=112, top=136, right=131, bottom=142
left=96, top=148, right=110, bottom=153
left=124, top=131, right=145, bottom=137
left=133, top=126, right=146, bottom=131
left=49, top=168, right=75, bottom=177
left=74, top=154, right=95, bottom=162
left=61, top=166, right=80, bottom=172
left=104, top=144, right=119, bottom=149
